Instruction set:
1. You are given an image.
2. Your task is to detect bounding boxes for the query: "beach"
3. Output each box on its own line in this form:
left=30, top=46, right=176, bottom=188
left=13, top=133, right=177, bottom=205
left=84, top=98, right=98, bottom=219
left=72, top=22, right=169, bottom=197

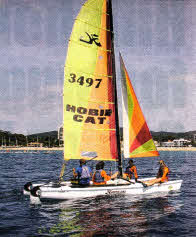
left=0, top=147, right=63, bottom=151
left=157, top=147, right=196, bottom=151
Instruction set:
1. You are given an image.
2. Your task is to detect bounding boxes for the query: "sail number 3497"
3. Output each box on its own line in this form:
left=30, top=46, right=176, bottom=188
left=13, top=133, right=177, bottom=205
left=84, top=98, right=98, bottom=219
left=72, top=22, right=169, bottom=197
left=68, top=73, right=102, bottom=88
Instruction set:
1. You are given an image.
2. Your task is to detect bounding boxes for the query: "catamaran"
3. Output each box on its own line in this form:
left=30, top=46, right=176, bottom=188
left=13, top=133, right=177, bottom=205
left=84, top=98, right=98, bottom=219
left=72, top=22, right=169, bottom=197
left=24, top=0, right=182, bottom=203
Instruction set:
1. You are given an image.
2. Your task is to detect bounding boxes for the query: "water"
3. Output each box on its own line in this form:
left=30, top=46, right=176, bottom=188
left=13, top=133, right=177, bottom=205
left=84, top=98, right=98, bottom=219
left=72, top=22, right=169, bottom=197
left=0, top=150, right=195, bottom=236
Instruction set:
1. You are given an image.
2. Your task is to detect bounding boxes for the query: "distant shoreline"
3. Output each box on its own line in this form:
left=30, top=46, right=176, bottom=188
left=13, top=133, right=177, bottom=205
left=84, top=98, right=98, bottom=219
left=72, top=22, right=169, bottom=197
left=157, top=147, right=196, bottom=151
left=0, top=147, right=63, bottom=151
left=0, top=147, right=196, bottom=152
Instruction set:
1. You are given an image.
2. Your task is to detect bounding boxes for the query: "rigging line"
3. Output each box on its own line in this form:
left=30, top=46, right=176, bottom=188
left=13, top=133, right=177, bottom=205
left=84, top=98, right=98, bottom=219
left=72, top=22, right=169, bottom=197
left=59, top=163, right=66, bottom=180
left=121, top=178, right=135, bottom=184
left=108, top=0, right=122, bottom=177
left=68, top=37, right=112, bottom=52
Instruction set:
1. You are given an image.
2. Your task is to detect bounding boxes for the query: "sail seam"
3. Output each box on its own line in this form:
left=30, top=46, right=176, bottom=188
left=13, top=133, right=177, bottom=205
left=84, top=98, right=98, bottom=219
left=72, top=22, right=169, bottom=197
left=64, top=64, right=113, bottom=78
left=75, top=18, right=112, bottom=33
left=88, top=100, right=114, bottom=104
left=63, top=99, right=115, bottom=104
left=65, top=156, right=117, bottom=161
left=82, top=3, right=109, bottom=16
left=82, top=128, right=116, bottom=131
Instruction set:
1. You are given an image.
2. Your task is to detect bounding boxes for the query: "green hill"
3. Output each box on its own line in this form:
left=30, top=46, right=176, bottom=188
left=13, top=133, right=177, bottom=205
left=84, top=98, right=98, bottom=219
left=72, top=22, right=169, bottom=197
left=150, top=131, right=196, bottom=142
left=0, top=130, right=59, bottom=147
left=0, top=129, right=195, bottom=147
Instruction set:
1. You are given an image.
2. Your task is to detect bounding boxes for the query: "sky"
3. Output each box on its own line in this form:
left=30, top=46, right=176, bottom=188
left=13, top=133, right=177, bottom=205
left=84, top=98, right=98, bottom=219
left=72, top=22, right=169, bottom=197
left=0, top=0, right=196, bottom=134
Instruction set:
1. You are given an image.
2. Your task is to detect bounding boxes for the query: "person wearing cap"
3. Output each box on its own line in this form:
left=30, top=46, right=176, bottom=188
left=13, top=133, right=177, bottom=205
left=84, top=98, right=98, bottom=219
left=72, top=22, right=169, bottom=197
left=73, top=159, right=92, bottom=186
left=142, top=160, right=169, bottom=187
left=123, top=159, right=138, bottom=182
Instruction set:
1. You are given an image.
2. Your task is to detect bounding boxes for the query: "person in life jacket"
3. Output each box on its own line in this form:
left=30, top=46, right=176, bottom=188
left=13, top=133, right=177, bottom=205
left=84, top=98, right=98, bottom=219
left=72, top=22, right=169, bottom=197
left=92, top=161, right=118, bottom=185
left=73, top=159, right=92, bottom=186
left=142, top=160, right=169, bottom=187
left=123, top=159, right=138, bottom=182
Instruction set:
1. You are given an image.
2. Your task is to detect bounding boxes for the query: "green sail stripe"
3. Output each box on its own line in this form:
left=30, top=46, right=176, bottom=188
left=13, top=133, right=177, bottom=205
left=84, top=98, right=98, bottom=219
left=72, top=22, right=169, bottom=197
left=126, top=77, right=134, bottom=125
left=121, top=64, right=134, bottom=119
left=130, top=139, right=157, bottom=156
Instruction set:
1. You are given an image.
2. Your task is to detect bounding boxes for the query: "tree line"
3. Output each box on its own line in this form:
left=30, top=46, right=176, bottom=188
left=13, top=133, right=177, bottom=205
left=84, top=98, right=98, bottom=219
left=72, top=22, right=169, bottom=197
left=0, top=130, right=59, bottom=147
left=1, top=129, right=196, bottom=147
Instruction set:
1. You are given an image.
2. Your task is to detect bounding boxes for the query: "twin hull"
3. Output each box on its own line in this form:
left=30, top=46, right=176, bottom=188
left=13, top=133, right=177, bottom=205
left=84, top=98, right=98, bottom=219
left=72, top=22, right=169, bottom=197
left=29, top=178, right=183, bottom=201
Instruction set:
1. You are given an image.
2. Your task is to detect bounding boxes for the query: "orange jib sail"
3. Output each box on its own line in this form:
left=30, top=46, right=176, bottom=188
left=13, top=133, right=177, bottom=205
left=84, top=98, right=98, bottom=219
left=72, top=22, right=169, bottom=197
left=63, top=0, right=118, bottom=161
left=120, top=54, right=159, bottom=158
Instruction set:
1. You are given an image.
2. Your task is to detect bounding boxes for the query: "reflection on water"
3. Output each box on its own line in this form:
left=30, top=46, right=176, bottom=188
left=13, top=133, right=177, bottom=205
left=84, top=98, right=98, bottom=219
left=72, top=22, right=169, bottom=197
left=37, top=192, right=182, bottom=236
left=1, top=151, right=195, bottom=236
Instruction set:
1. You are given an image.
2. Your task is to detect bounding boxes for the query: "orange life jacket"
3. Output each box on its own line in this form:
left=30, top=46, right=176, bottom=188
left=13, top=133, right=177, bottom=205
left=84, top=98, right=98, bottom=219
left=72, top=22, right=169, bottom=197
left=125, top=165, right=138, bottom=179
left=157, top=166, right=169, bottom=182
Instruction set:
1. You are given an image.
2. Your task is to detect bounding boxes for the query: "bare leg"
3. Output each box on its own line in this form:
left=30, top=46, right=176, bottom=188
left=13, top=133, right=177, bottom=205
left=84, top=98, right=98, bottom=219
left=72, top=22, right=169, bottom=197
left=143, top=178, right=162, bottom=187
left=111, top=171, right=119, bottom=179
left=122, top=173, right=129, bottom=179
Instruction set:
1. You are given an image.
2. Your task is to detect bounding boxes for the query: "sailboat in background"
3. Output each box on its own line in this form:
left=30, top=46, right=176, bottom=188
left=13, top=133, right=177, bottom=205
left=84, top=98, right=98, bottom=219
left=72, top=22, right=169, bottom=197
left=24, top=0, right=182, bottom=202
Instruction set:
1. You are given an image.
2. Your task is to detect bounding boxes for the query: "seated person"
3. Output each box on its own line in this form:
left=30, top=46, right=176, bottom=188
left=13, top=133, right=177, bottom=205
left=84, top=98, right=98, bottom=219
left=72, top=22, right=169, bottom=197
left=92, top=161, right=118, bottom=185
left=73, top=159, right=92, bottom=186
left=123, top=159, right=138, bottom=182
left=142, top=160, right=169, bottom=187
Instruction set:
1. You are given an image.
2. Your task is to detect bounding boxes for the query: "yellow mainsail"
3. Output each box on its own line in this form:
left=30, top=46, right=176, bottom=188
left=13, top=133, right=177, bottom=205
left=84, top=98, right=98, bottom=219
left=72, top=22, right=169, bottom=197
left=63, top=0, right=119, bottom=161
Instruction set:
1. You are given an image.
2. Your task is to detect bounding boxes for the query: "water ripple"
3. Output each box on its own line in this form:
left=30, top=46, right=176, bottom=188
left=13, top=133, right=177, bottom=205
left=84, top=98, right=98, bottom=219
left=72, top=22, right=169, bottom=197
left=0, top=151, right=195, bottom=236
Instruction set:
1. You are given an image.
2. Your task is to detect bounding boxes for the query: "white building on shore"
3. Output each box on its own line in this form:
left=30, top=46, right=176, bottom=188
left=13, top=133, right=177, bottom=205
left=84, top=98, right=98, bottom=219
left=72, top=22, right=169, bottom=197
left=173, top=138, right=191, bottom=147
left=161, top=138, right=191, bottom=147
left=58, top=125, right=63, bottom=146
left=160, top=141, right=174, bottom=147
left=193, top=134, right=196, bottom=143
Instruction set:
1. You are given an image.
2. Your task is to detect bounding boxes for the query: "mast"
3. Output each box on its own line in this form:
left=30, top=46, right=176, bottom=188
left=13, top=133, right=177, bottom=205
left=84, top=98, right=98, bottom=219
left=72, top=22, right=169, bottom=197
left=108, top=0, right=122, bottom=176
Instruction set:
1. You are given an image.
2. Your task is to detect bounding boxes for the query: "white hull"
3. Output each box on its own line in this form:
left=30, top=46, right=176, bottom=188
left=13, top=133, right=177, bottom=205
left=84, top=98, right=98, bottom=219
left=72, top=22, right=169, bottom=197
left=23, top=182, right=45, bottom=195
left=28, top=178, right=183, bottom=203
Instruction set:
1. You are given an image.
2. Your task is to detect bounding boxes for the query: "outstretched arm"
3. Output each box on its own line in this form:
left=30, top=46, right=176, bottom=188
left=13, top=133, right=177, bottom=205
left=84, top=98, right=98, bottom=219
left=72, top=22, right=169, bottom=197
left=101, top=170, right=111, bottom=181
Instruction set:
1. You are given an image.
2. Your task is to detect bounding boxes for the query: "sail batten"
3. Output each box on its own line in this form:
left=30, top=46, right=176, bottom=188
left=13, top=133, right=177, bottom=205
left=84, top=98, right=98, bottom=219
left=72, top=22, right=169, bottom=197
left=65, top=65, right=113, bottom=78
left=120, top=53, right=159, bottom=158
left=75, top=18, right=112, bottom=31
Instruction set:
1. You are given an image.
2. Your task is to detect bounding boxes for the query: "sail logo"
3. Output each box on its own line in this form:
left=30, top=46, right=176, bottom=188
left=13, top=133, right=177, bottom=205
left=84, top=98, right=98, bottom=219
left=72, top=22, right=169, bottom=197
left=66, top=104, right=112, bottom=124
left=80, top=32, right=101, bottom=47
